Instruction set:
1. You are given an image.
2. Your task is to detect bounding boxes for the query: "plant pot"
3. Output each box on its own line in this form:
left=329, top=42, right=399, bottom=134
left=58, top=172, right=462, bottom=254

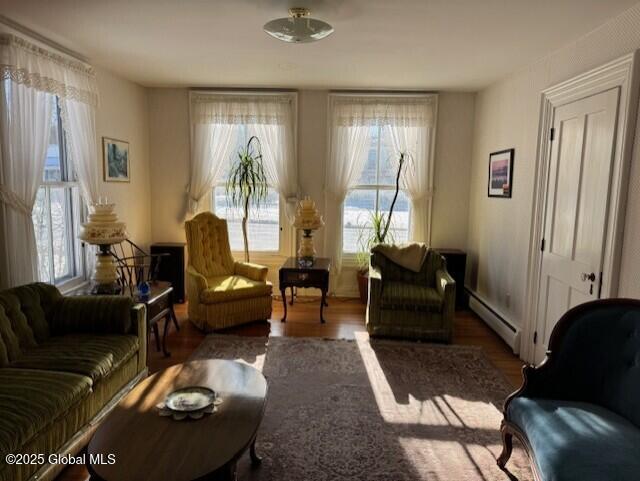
left=356, top=269, right=369, bottom=305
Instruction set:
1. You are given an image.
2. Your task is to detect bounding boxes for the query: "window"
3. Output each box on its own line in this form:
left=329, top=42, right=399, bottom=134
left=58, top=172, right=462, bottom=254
left=211, top=125, right=281, bottom=253
left=32, top=96, right=85, bottom=285
left=343, top=125, right=410, bottom=253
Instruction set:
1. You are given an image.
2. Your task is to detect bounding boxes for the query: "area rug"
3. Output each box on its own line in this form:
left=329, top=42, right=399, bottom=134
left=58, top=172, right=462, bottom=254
left=191, top=334, right=532, bottom=481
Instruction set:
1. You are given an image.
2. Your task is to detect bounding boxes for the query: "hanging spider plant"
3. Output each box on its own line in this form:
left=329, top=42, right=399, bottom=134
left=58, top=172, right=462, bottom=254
left=226, top=135, right=269, bottom=262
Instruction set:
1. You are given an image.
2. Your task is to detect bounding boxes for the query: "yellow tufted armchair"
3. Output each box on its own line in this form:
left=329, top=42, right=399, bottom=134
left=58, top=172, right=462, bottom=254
left=185, top=212, right=273, bottom=331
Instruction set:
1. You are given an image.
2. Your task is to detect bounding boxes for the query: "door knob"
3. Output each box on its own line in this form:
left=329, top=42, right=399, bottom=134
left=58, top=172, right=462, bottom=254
left=581, top=272, right=596, bottom=282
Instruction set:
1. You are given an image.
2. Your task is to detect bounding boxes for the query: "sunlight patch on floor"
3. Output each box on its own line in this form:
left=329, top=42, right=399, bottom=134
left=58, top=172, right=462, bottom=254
left=355, top=331, right=503, bottom=430
left=399, top=436, right=504, bottom=481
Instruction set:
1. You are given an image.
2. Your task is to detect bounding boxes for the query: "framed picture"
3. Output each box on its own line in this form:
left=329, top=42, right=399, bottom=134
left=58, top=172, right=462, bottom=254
left=488, top=149, right=514, bottom=198
left=103, top=137, right=130, bottom=182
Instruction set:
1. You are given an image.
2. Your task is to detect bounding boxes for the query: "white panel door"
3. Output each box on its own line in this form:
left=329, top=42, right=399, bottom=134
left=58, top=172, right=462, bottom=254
left=534, top=88, right=619, bottom=363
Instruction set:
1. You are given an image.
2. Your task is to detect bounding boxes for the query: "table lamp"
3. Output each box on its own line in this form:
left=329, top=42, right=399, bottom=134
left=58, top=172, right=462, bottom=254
left=79, top=199, right=127, bottom=294
left=293, top=196, right=324, bottom=266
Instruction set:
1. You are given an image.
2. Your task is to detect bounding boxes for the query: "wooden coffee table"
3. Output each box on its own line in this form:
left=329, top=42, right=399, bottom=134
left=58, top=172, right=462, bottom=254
left=87, top=360, right=267, bottom=481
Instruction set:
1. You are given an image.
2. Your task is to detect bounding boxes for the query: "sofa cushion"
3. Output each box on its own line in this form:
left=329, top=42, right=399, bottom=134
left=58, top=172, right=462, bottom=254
left=10, top=334, right=139, bottom=383
left=0, top=306, right=19, bottom=364
left=0, top=368, right=91, bottom=460
left=0, top=293, right=37, bottom=352
left=540, top=306, right=640, bottom=427
left=6, top=284, right=59, bottom=343
left=381, top=282, right=442, bottom=312
left=52, top=296, right=133, bottom=335
left=201, top=275, right=272, bottom=304
left=0, top=331, right=7, bottom=368
left=508, top=397, right=640, bottom=481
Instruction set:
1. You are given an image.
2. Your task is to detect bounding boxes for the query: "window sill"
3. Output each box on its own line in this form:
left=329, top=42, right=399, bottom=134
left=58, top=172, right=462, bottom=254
left=231, top=251, right=289, bottom=266
left=58, top=278, right=89, bottom=295
left=341, top=254, right=367, bottom=270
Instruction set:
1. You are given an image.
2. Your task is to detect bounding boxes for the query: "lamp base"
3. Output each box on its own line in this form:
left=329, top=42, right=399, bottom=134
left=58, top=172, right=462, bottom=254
left=91, top=246, right=120, bottom=294
left=91, top=281, right=121, bottom=295
left=298, top=230, right=316, bottom=259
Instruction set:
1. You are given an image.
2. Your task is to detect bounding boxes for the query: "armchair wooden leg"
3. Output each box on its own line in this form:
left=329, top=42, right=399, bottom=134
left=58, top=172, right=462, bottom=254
left=497, top=422, right=513, bottom=469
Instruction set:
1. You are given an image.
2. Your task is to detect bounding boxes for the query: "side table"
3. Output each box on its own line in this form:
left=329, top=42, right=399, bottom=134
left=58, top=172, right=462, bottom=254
left=73, top=281, right=177, bottom=357
left=133, top=281, right=177, bottom=357
left=279, top=257, right=330, bottom=323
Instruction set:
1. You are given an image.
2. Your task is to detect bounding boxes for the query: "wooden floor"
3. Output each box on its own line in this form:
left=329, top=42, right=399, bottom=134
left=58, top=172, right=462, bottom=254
left=58, top=295, right=523, bottom=481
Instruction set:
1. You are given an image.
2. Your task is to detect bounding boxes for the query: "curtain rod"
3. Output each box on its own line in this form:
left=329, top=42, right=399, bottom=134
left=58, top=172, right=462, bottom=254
left=329, top=89, right=437, bottom=96
left=189, top=87, right=297, bottom=93
left=0, top=15, right=89, bottom=63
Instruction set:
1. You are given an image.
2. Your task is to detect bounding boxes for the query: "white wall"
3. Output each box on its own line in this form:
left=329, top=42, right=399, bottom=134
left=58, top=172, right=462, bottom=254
left=147, top=89, right=476, bottom=293
left=467, top=2, right=640, bottom=332
left=432, top=93, right=475, bottom=249
left=95, top=66, right=152, bottom=248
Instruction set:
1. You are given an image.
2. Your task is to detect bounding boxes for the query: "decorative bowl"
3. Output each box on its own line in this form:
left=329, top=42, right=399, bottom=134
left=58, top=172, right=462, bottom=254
left=164, top=387, right=217, bottom=412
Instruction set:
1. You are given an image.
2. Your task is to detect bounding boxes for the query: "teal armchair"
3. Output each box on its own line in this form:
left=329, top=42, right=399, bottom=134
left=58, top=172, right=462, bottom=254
left=366, top=248, right=455, bottom=342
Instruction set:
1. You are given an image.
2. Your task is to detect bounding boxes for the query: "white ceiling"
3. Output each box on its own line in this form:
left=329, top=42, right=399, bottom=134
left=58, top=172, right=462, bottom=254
left=1, top=0, right=638, bottom=90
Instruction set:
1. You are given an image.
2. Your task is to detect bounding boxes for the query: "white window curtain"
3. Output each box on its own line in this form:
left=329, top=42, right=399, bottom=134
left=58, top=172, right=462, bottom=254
left=187, top=92, right=298, bottom=217
left=187, top=119, right=235, bottom=214
left=324, top=97, right=372, bottom=280
left=324, top=94, right=436, bottom=281
left=0, top=80, right=52, bottom=288
left=385, top=99, right=436, bottom=243
left=0, top=34, right=99, bottom=288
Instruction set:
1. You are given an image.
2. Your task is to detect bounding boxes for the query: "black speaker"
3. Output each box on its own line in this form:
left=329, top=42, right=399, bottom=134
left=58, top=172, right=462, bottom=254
left=150, top=243, right=186, bottom=303
left=436, top=248, right=467, bottom=310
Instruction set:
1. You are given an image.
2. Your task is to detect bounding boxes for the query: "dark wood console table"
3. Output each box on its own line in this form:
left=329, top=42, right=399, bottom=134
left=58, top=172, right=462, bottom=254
left=279, top=257, right=330, bottom=323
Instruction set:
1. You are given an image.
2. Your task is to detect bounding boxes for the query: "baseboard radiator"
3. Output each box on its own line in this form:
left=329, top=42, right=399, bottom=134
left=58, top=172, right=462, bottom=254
left=467, top=290, right=521, bottom=354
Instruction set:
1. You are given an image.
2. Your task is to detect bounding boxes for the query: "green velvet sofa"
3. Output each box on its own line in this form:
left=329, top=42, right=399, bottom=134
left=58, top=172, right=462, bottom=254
left=366, top=248, right=456, bottom=342
left=0, top=283, right=147, bottom=481
left=498, top=299, right=640, bottom=481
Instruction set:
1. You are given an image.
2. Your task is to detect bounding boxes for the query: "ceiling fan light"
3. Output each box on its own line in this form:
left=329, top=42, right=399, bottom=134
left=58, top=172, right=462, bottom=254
left=263, top=8, right=334, bottom=43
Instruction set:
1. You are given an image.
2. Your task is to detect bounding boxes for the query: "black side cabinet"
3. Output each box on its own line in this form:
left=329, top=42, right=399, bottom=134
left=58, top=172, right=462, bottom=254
left=435, top=248, right=467, bottom=310
left=150, top=243, right=186, bottom=303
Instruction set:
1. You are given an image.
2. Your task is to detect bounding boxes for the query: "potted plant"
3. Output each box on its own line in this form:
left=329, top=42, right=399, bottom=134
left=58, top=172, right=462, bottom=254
left=226, top=136, right=269, bottom=262
left=354, top=152, right=408, bottom=304
left=355, top=210, right=393, bottom=303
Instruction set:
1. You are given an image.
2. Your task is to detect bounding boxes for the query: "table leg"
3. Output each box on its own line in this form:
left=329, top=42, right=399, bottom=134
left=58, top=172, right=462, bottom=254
left=289, top=286, right=295, bottom=305
left=280, top=287, right=288, bottom=322
left=170, top=306, right=180, bottom=331
left=152, top=322, right=161, bottom=352
left=320, top=288, right=327, bottom=323
left=250, top=437, right=262, bottom=466
left=213, top=462, right=237, bottom=481
left=161, top=314, right=171, bottom=357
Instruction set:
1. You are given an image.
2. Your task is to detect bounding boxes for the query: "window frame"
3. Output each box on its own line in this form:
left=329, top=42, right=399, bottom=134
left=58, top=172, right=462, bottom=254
left=199, top=90, right=298, bottom=260
left=342, top=124, right=412, bottom=257
left=35, top=97, right=86, bottom=289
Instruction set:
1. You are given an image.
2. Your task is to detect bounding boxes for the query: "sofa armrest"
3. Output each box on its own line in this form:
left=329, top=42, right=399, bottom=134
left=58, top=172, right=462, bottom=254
left=187, top=265, right=209, bottom=290
left=52, top=296, right=135, bottom=335
left=234, top=261, right=268, bottom=282
left=435, top=268, right=456, bottom=310
left=366, top=265, right=383, bottom=327
left=131, top=303, right=147, bottom=373
left=368, top=265, right=383, bottom=301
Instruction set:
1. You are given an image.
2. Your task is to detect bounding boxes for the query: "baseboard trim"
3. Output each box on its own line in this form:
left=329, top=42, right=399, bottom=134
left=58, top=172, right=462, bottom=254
left=467, top=290, right=521, bottom=354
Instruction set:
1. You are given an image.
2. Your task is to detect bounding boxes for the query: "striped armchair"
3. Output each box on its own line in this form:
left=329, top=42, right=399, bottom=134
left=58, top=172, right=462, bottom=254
left=185, top=212, right=272, bottom=331
left=366, top=248, right=455, bottom=342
